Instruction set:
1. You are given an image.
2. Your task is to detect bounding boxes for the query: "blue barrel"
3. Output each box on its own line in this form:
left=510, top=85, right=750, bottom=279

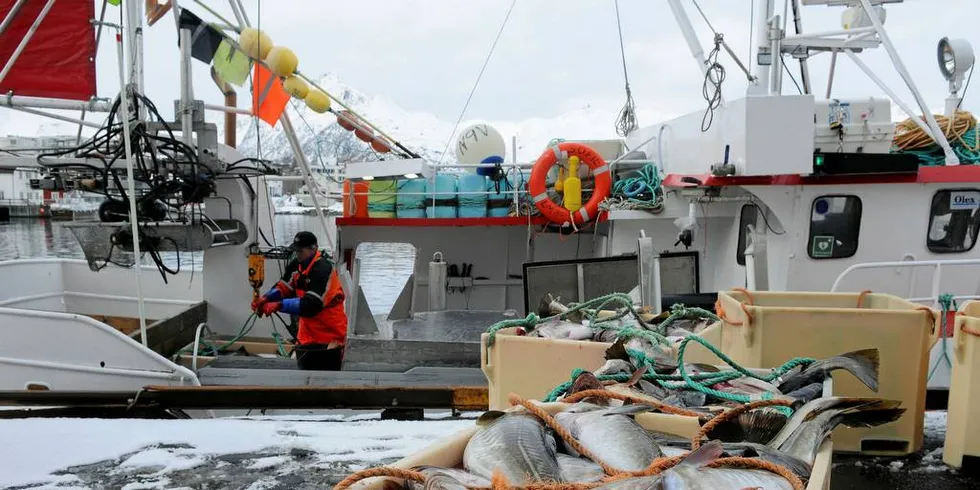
left=426, top=173, right=457, bottom=218
left=396, top=179, right=426, bottom=218
left=457, top=174, right=488, bottom=218
left=486, top=175, right=512, bottom=217
left=367, top=180, right=397, bottom=218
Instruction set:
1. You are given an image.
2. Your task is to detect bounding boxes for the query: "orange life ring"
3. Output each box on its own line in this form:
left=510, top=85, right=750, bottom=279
left=528, top=142, right=611, bottom=225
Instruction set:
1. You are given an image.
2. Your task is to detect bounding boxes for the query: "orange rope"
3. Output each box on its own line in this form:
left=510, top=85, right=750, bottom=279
left=856, top=290, right=872, bottom=308
left=714, top=299, right=753, bottom=327
left=916, top=306, right=939, bottom=336
left=962, top=324, right=980, bottom=337
left=333, top=467, right=426, bottom=490
left=731, top=287, right=756, bottom=305
left=691, top=399, right=794, bottom=450
left=560, top=389, right=703, bottom=418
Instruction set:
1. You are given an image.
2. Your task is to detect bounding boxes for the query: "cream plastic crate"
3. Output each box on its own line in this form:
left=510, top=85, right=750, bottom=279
left=715, top=289, right=940, bottom=455
left=349, top=401, right=833, bottom=490
left=943, top=300, right=980, bottom=469
left=480, top=322, right=724, bottom=411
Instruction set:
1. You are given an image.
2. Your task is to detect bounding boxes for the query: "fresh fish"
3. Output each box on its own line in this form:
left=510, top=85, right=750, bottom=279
left=591, top=475, right=664, bottom=490
left=544, top=295, right=584, bottom=324
left=594, top=359, right=637, bottom=376
left=554, top=402, right=664, bottom=472
left=660, top=390, right=707, bottom=409
left=655, top=441, right=811, bottom=481
left=410, top=466, right=490, bottom=488
left=607, top=338, right=678, bottom=374
left=784, top=382, right=825, bottom=407
left=556, top=453, right=604, bottom=483
left=463, top=410, right=564, bottom=483
left=661, top=440, right=793, bottom=490
left=422, top=472, right=469, bottom=490
left=777, top=348, right=880, bottom=394
left=528, top=318, right=595, bottom=340
left=702, top=408, right=789, bottom=445
left=768, top=397, right=905, bottom=464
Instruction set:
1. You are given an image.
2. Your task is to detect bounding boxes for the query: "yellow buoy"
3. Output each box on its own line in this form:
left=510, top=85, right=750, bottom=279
left=563, top=156, right=582, bottom=213
left=239, top=28, right=272, bottom=60
left=283, top=76, right=309, bottom=99
left=305, top=90, right=331, bottom=113
left=266, top=46, right=298, bottom=77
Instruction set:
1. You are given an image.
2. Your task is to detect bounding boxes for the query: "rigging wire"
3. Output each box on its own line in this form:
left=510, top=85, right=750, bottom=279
left=437, top=0, right=518, bottom=164
left=701, top=39, right=726, bottom=132
left=613, top=0, right=637, bottom=137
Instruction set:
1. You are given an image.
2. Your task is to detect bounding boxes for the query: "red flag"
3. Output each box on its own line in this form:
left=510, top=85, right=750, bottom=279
left=251, top=64, right=290, bottom=127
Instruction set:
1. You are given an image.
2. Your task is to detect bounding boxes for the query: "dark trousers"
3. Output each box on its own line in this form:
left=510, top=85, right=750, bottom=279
left=294, top=343, right=343, bottom=371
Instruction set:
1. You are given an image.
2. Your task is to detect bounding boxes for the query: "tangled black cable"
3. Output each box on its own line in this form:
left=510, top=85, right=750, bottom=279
left=702, top=35, right=727, bottom=133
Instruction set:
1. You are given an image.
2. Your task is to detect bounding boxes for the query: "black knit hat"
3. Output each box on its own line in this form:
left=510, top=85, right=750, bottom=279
left=291, top=231, right=318, bottom=250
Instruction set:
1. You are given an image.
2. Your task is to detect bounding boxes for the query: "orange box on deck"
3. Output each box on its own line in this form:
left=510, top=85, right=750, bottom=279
left=343, top=180, right=370, bottom=218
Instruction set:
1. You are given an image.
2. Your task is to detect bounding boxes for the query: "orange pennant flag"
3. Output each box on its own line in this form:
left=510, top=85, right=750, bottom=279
left=251, top=64, right=290, bottom=127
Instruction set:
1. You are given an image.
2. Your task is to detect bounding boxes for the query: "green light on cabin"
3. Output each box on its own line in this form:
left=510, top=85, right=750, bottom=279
left=815, top=154, right=825, bottom=167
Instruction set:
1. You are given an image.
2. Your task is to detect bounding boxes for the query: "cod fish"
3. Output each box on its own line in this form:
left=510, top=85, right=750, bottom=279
left=606, top=338, right=678, bottom=374
left=768, top=396, right=905, bottom=464
left=661, top=440, right=794, bottom=490
left=463, top=410, right=564, bottom=484
left=777, top=348, right=880, bottom=394
left=556, top=453, right=604, bottom=483
left=527, top=317, right=595, bottom=340
left=399, top=466, right=491, bottom=490
left=554, top=402, right=664, bottom=472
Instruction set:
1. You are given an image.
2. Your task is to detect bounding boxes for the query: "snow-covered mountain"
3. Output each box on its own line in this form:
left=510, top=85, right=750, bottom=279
left=229, top=72, right=672, bottom=167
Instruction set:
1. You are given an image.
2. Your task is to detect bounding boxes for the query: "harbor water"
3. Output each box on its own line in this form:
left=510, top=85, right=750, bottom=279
left=0, top=215, right=414, bottom=316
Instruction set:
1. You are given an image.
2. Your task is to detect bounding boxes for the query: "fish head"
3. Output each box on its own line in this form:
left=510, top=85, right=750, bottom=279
left=475, top=410, right=508, bottom=427
left=661, top=440, right=725, bottom=490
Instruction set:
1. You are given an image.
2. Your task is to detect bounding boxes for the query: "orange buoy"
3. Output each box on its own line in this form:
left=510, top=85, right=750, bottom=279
left=337, top=110, right=356, bottom=131
left=528, top=142, right=611, bottom=225
left=371, top=138, right=392, bottom=153
left=355, top=126, right=374, bottom=142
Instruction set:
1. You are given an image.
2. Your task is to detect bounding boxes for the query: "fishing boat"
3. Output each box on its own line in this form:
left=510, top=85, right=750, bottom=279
left=0, top=0, right=975, bottom=419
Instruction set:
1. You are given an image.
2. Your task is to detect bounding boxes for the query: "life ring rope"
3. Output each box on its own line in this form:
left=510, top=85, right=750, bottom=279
left=529, top=142, right=612, bottom=226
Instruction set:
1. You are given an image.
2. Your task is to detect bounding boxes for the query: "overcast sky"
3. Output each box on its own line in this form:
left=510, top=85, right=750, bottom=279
left=3, top=0, right=980, bottom=135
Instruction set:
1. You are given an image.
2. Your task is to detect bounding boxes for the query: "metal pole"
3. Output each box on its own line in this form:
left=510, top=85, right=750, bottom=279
left=5, top=106, right=103, bottom=129
left=843, top=50, right=936, bottom=140
left=770, top=15, right=782, bottom=95
left=281, top=113, right=336, bottom=254
left=511, top=135, right=519, bottom=215
left=0, top=0, right=28, bottom=37
left=116, top=32, right=148, bottom=347
left=749, top=0, right=774, bottom=95
left=125, top=0, right=145, bottom=103
left=825, top=51, right=838, bottom=98
left=857, top=0, right=958, bottom=165
left=227, top=0, right=246, bottom=28
left=0, top=95, right=112, bottom=112
left=666, top=0, right=709, bottom=78
left=789, top=0, right=810, bottom=94
left=178, top=28, right=194, bottom=148
left=0, top=0, right=56, bottom=87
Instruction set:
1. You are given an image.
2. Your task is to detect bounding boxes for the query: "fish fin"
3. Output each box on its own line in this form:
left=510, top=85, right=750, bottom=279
left=627, top=365, right=649, bottom=386
left=382, top=480, right=405, bottom=490
left=676, top=440, right=724, bottom=469
left=476, top=410, right=507, bottom=426
left=706, top=410, right=788, bottom=444
left=838, top=407, right=906, bottom=429
left=424, top=473, right=465, bottom=490
left=838, top=348, right=881, bottom=393
left=690, top=363, right=720, bottom=373
left=600, top=404, right=654, bottom=417
left=568, top=371, right=604, bottom=396
left=605, top=338, right=630, bottom=362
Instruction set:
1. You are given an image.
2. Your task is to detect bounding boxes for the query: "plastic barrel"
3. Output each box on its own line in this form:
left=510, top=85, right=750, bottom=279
left=457, top=174, right=488, bottom=218
left=343, top=180, right=370, bottom=218
left=486, top=175, right=512, bottom=217
left=396, top=178, right=427, bottom=218
left=426, top=173, right=457, bottom=218
left=367, top=180, right=397, bottom=218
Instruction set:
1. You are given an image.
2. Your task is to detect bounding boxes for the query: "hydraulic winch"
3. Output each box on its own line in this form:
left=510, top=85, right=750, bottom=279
left=247, top=245, right=265, bottom=299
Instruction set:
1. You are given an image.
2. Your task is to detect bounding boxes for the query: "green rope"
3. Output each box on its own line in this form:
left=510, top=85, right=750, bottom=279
left=928, top=293, right=957, bottom=381
left=543, top=334, right=814, bottom=414
left=896, top=127, right=980, bottom=166
left=484, top=292, right=663, bottom=346
left=652, top=303, right=720, bottom=335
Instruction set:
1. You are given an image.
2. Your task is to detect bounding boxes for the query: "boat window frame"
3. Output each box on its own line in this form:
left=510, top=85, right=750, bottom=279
left=807, top=194, right=862, bottom=260
left=926, top=188, right=980, bottom=254
left=736, top=204, right=759, bottom=266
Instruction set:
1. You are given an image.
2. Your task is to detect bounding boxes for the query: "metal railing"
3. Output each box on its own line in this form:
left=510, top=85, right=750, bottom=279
left=830, top=258, right=980, bottom=307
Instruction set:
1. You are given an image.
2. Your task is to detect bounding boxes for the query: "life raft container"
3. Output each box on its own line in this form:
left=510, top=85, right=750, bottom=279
left=528, top=142, right=611, bottom=225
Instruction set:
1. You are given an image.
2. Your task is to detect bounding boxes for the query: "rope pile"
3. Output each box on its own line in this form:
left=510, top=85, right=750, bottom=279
left=598, top=163, right=664, bottom=214
left=332, top=394, right=805, bottom=490
left=893, top=110, right=980, bottom=165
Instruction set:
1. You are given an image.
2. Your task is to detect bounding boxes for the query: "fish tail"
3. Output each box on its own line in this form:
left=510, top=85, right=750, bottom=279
left=837, top=348, right=881, bottom=393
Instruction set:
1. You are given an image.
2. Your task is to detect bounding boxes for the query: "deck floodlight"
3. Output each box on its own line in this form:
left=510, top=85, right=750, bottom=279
left=938, top=37, right=975, bottom=89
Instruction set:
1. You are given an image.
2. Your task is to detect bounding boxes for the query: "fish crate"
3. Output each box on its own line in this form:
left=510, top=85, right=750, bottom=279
left=943, top=300, right=980, bottom=470
left=715, top=289, right=940, bottom=455
left=345, top=401, right=833, bottom=490
left=480, top=323, right=724, bottom=411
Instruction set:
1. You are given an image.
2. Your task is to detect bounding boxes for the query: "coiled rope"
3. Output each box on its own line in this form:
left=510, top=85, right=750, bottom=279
left=893, top=110, right=980, bottom=165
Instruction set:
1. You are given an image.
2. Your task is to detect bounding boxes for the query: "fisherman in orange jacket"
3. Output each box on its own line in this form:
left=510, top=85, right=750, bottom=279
left=251, top=231, right=349, bottom=370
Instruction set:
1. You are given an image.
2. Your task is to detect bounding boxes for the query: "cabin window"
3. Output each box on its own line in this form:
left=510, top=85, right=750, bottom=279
left=808, top=195, right=861, bottom=259
left=736, top=204, right=758, bottom=266
left=927, top=189, right=980, bottom=254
